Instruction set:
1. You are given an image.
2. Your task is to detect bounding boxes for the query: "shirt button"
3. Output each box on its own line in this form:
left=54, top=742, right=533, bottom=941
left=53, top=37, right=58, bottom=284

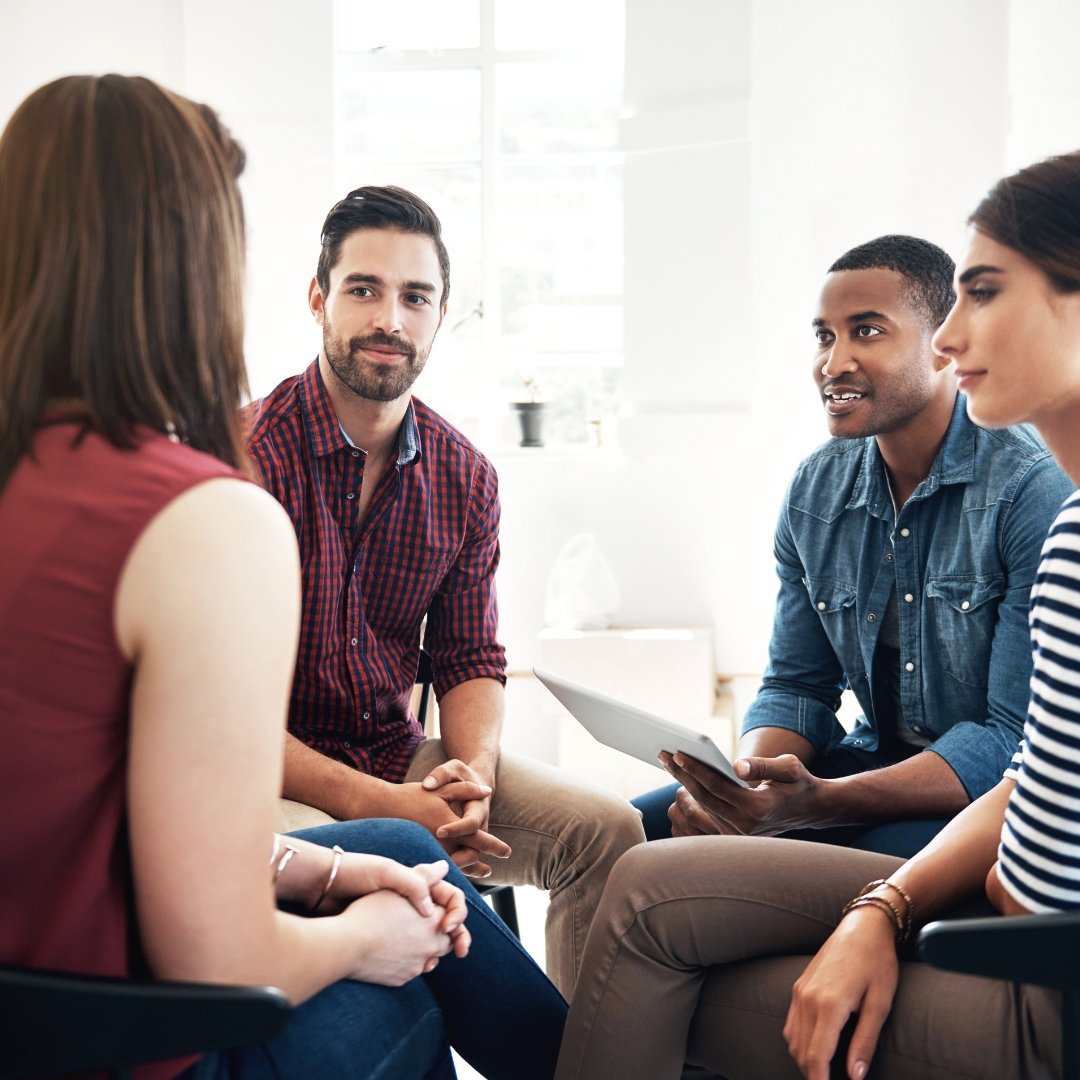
left=885, top=553, right=894, bottom=562
left=867, top=613, right=877, bottom=622
left=905, top=661, right=915, bottom=672
left=351, top=450, right=360, bottom=458
left=961, top=600, right=970, bottom=610
left=346, top=492, right=356, bottom=500
left=904, top=593, right=914, bottom=603
left=350, top=637, right=358, bottom=646
left=900, top=528, right=911, bottom=538
left=342, top=741, right=351, bottom=749
left=817, top=601, right=827, bottom=611
left=362, top=711, right=371, bottom=720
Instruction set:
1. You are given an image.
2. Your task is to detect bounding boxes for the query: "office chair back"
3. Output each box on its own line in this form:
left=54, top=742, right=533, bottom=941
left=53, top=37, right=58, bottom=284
left=0, top=965, right=291, bottom=1080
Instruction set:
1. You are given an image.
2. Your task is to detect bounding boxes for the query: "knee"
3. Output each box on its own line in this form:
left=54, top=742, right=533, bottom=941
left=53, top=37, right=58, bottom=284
left=296, top=817, right=446, bottom=868
left=573, top=788, right=647, bottom=858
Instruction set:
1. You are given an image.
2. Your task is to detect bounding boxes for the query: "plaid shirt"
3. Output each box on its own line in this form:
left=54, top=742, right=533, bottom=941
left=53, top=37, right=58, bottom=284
left=245, top=360, right=506, bottom=782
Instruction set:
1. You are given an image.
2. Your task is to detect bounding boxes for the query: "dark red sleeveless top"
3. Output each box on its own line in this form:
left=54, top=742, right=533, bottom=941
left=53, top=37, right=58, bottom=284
left=0, top=421, right=237, bottom=1077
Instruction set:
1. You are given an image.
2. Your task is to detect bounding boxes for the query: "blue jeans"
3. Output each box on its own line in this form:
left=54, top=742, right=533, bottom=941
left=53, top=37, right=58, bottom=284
left=182, top=819, right=567, bottom=1080
left=632, top=747, right=950, bottom=859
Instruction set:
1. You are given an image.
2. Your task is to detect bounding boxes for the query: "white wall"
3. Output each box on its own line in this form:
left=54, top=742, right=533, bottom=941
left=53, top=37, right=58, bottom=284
left=5, top=0, right=1080, bottom=686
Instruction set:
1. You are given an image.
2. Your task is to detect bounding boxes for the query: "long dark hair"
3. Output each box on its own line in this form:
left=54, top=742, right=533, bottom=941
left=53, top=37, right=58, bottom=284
left=0, top=74, right=250, bottom=492
left=970, top=150, right=1080, bottom=294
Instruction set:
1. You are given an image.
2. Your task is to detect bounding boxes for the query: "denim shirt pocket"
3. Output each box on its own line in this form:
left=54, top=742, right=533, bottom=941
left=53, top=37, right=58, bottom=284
left=803, top=577, right=862, bottom=683
left=924, top=574, right=1005, bottom=688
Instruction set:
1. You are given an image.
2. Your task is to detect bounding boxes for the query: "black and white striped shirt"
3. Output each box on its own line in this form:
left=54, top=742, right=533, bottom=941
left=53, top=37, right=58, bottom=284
left=999, top=491, right=1080, bottom=911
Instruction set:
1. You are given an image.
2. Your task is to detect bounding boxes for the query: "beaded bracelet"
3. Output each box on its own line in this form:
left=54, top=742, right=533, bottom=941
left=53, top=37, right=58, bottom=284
left=840, top=878, right=917, bottom=945
left=863, top=878, right=916, bottom=929
left=309, top=845, right=345, bottom=915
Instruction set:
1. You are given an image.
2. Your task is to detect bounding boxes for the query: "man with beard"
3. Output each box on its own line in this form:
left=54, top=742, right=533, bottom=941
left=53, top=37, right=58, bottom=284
left=245, top=186, right=644, bottom=997
left=633, top=235, right=1074, bottom=858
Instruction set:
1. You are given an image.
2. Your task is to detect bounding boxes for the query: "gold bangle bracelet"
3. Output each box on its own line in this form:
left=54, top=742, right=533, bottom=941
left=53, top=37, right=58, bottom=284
left=272, top=843, right=299, bottom=883
left=309, top=845, right=345, bottom=915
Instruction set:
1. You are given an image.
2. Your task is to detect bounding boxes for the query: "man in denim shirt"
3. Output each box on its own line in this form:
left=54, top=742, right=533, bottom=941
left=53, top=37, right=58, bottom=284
left=640, top=235, right=1074, bottom=857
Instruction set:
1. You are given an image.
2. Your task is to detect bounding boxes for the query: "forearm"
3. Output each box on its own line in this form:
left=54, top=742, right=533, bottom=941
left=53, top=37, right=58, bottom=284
left=436, top=677, right=504, bottom=785
left=882, top=778, right=1013, bottom=922
left=818, top=748, right=970, bottom=824
left=282, top=732, right=399, bottom=821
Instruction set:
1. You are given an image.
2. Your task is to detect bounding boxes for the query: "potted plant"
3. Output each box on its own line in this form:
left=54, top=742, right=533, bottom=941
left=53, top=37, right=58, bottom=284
left=509, top=373, right=548, bottom=447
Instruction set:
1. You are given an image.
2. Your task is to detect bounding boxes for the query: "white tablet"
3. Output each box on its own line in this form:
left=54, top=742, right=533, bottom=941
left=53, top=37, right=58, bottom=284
left=533, top=667, right=748, bottom=787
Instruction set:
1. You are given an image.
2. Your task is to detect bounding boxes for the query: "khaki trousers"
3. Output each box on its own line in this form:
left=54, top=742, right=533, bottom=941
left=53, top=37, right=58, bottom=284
left=278, top=739, right=645, bottom=998
left=555, top=837, right=1062, bottom=1080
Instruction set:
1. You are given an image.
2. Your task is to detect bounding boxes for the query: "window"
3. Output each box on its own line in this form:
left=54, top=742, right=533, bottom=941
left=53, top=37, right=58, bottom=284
left=334, top=0, right=625, bottom=447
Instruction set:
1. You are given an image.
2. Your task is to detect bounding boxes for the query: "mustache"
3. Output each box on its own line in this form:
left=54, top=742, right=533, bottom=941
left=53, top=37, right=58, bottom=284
left=349, top=331, right=417, bottom=363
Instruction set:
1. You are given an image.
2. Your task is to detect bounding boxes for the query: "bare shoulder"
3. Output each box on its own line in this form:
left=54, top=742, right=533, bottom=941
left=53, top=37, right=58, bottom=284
left=116, top=477, right=299, bottom=659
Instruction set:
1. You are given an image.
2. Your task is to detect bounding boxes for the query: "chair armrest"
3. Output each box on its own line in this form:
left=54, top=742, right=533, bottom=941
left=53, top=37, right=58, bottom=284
left=918, top=911, right=1080, bottom=991
left=0, top=965, right=292, bottom=1078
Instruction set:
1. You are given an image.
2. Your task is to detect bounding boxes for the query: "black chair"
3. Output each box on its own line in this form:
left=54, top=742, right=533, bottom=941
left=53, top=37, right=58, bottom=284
left=0, top=965, right=291, bottom=1079
left=415, top=650, right=520, bottom=939
left=919, top=910, right=1080, bottom=1079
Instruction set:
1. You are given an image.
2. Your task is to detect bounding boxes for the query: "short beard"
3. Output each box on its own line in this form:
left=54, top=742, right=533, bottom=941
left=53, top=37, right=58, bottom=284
left=323, top=327, right=429, bottom=403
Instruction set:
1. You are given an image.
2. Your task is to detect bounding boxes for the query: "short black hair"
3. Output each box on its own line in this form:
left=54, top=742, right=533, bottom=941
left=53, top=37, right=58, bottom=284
left=316, top=184, right=450, bottom=307
left=828, top=234, right=955, bottom=328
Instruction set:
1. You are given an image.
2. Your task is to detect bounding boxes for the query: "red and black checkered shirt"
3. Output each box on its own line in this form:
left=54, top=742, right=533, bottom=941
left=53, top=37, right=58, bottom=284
left=245, top=361, right=506, bottom=782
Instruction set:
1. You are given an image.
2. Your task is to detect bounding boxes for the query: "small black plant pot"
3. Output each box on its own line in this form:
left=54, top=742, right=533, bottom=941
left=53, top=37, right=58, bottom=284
left=510, top=401, right=548, bottom=447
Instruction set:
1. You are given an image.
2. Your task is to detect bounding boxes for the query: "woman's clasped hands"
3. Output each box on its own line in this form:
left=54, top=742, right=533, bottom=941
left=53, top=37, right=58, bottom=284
left=323, top=853, right=472, bottom=986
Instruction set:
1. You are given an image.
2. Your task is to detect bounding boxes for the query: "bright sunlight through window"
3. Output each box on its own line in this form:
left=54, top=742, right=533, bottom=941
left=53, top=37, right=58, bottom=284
left=333, top=0, right=625, bottom=448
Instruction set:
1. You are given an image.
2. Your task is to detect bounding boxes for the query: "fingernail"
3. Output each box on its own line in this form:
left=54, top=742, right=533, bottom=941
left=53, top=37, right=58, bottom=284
left=853, top=1062, right=867, bottom=1080
left=421, top=898, right=434, bottom=915
left=735, top=760, right=749, bottom=776
left=672, top=753, right=685, bottom=766
left=422, top=777, right=437, bottom=789
left=445, top=922, right=459, bottom=934
left=480, top=784, right=492, bottom=794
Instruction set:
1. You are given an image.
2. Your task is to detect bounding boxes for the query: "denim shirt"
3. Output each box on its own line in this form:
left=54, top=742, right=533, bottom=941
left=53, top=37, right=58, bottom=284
left=742, top=395, right=1075, bottom=800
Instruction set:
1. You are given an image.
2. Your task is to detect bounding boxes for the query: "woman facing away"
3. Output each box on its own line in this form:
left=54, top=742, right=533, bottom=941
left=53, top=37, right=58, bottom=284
left=0, top=75, right=565, bottom=1079
left=554, top=149, right=1080, bottom=1080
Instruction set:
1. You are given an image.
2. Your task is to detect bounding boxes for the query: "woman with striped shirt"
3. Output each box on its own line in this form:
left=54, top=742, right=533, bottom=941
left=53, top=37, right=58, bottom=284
left=555, top=151, right=1080, bottom=1080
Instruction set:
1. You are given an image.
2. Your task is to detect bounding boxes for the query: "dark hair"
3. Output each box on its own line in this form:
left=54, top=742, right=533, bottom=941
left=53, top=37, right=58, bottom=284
left=0, top=74, right=249, bottom=492
left=829, top=234, right=956, bottom=328
left=316, top=185, right=450, bottom=307
left=970, top=151, right=1080, bottom=294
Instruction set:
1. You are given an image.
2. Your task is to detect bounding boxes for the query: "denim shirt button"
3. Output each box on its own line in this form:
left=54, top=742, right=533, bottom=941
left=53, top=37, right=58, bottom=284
left=900, top=527, right=911, bottom=537
left=961, top=600, right=971, bottom=610
left=867, top=613, right=877, bottom=622
left=817, top=601, right=826, bottom=611
left=904, top=592, right=914, bottom=602
left=885, top=553, right=894, bottom=562
left=905, top=661, right=915, bottom=672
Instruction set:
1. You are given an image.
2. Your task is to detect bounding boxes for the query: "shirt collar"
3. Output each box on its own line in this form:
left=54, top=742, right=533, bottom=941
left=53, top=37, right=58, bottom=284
left=299, top=358, right=422, bottom=466
left=851, top=393, right=974, bottom=510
